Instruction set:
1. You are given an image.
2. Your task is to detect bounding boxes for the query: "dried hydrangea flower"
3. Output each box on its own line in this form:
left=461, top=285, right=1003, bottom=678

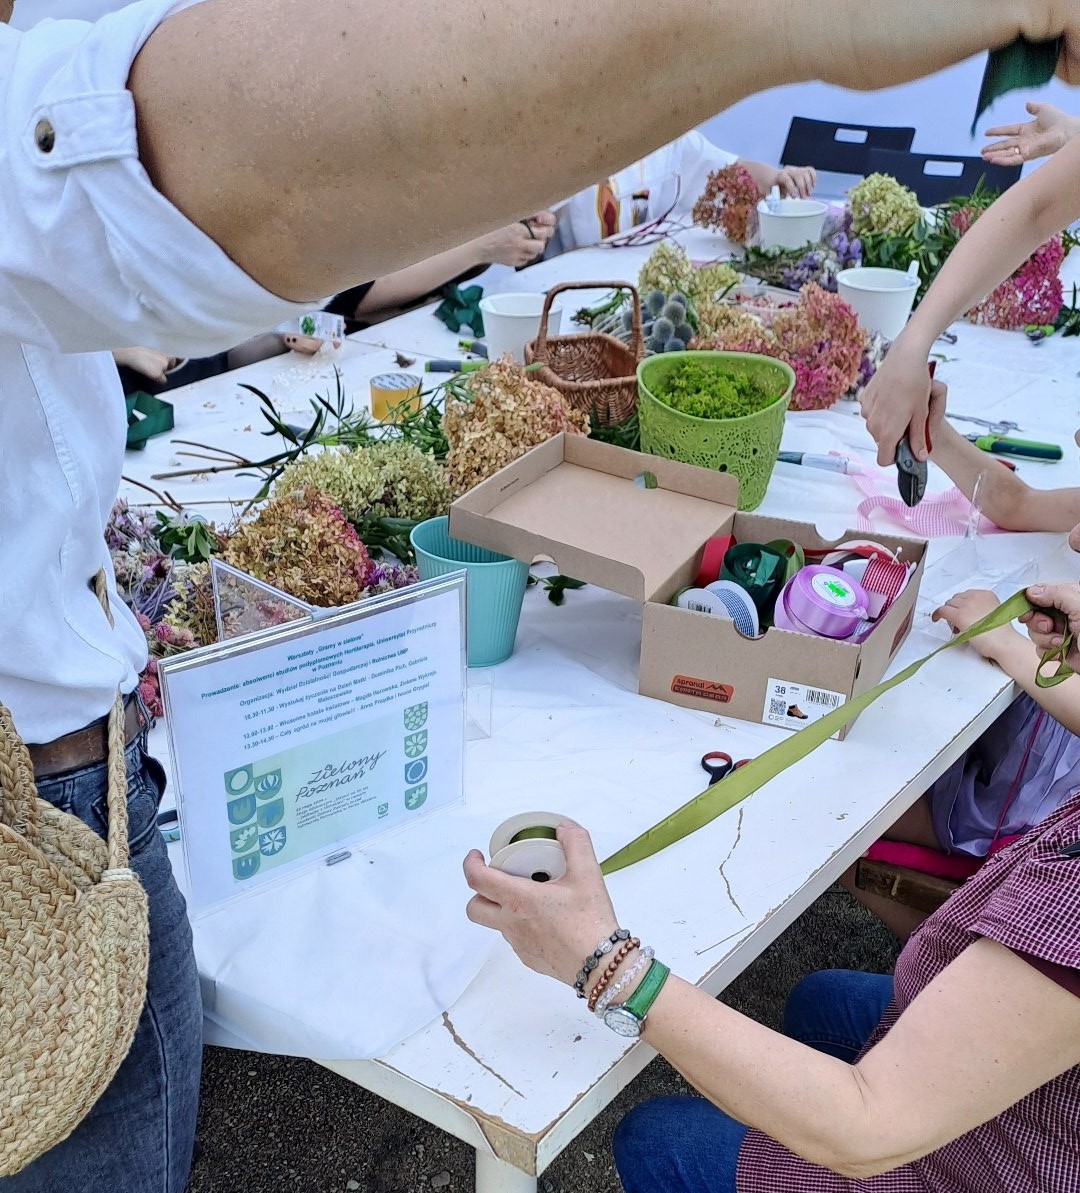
left=444, top=359, right=589, bottom=495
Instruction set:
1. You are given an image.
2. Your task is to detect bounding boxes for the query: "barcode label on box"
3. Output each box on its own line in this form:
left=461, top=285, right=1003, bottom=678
left=763, top=678, right=846, bottom=736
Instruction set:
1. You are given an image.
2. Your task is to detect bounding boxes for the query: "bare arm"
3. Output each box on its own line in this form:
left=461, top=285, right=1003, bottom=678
left=930, top=419, right=1080, bottom=532
left=128, top=0, right=1080, bottom=301
left=863, top=134, right=1080, bottom=464
left=355, top=218, right=555, bottom=316
left=465, top=828, right=1080, bottom=1178
left=741, top=159, right=817, bottom=199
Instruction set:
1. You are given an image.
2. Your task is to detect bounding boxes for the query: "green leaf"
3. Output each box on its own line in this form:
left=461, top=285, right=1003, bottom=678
left=974, top=37, right=1061, bottom=133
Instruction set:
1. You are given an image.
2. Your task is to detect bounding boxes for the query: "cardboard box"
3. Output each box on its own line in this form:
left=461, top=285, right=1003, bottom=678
left=450, top=435, right=926, bottom=739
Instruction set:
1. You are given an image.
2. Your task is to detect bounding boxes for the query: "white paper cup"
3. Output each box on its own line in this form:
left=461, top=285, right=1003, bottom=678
left=836, top=266, right=920, bottom=342
left=479, top=292, right=563, bottom=364
left=756, top=198, right=828, bottom=250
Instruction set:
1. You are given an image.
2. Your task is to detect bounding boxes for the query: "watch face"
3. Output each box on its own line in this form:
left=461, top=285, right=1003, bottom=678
left=603, top=1007, right=642, bottom=1038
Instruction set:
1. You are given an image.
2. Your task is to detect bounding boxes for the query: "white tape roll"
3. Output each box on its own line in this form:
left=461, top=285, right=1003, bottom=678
left=488, top=810, right=566, bottom=857
left=489, top=839, right=567, bottom=883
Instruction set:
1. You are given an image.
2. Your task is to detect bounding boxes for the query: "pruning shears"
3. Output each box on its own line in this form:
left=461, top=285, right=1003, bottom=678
left=895, top=362, right=935, bottom=508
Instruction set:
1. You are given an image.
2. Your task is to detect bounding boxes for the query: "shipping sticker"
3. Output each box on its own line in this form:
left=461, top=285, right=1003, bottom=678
left=671, top=675, right=734, bottom=704
left=763, top=677, right=845, bottom=735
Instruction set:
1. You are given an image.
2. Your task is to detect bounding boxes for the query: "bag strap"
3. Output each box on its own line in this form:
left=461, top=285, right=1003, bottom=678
left=92, top=571, right=133, bottom=876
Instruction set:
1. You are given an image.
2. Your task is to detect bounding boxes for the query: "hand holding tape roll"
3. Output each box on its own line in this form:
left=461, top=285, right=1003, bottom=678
left=488, top=811, right=567, bottom=882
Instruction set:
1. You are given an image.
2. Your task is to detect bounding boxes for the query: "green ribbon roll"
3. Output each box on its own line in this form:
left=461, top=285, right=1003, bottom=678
left=510, top=826, right=560, bottom=843
left=718, top=543, right=787, bottom=622
left=125, top=391, right=174, bottom=451
left=601, top=591, right=1074, bottom=875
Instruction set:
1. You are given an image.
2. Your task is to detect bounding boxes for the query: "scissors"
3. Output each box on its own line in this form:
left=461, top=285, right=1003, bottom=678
left=700, top=751, right=751, bottom=785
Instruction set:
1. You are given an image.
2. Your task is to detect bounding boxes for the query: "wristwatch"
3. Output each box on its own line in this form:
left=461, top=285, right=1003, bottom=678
left=602, top=960, right=670, bottom=1037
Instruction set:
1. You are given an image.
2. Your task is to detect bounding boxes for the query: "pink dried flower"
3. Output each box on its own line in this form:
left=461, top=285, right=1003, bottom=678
left=692, top=165, right=763, bottom=244
left=693, top=284, right=866, bottom=411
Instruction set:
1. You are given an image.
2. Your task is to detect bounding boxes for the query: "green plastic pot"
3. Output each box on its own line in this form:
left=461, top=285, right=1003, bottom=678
left=637, top=350, right=795, bottom=511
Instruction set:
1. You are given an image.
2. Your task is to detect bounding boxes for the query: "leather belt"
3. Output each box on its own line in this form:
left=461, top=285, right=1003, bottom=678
left=27, top=695, right=147, bottom=781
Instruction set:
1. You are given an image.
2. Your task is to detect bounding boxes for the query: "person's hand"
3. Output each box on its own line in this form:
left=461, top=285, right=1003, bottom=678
left=1020, top=583, right=1080, bottom=671
left=860, top=341, right=945, bottom=467
left=932, top=589, right=1014, bottom=658
left=475, top=213, right=556, bottom=268
left=982, top=102, right=1080, bottom=166
left=463, top=822, right=619, bottom=988
left=112, top=346, right=176, bottom=383
left=772, top=164, right=817, bottom=199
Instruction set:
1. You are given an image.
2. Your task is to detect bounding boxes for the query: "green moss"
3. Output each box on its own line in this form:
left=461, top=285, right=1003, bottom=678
left=651, top=360, right=779, bottom=420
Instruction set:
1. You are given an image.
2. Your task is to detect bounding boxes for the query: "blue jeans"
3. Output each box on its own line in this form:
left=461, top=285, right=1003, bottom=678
left=612, top=970, right=894, bottom=1193
left=1, top=723, right=203, bottom=1193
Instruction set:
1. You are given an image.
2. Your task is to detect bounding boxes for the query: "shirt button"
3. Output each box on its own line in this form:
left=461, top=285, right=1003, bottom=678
left=34, top=119, right=56, bottom=154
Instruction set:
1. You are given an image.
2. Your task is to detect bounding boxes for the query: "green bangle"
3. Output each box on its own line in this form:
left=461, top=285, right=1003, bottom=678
left=622, top=960, right=670, bottom=1022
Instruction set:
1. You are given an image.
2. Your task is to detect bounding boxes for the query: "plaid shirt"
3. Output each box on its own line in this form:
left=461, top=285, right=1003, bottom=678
left=737, top=791, right=1080, bottom=1192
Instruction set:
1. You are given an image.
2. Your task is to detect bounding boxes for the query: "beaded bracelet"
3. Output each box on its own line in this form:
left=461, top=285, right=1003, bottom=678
left=574, top=928, right=631, bottom=999
left=595, top=946, right=655, bottom=1017
left=587, top=937, right=640, bottom=1012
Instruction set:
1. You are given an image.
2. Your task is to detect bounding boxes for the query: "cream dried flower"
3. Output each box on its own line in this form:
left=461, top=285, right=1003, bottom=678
left=444, top=359, right=589, bottom=494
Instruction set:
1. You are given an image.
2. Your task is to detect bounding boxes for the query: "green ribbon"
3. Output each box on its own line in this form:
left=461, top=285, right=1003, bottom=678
left=434, top=284, right=485, bottom=338
left=601, top=591, right=1073, bottom=875
left=974, top=37, right=1062, bottom=134
left=125, top=391, right=174, bottom=451
left=718, top=542, right=787, bottom=622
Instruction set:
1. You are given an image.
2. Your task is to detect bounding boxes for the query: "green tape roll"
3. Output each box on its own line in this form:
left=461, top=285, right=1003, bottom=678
left=510, top=826, right=560, bottom=844
left=601, top=590, right=1073, bottom=875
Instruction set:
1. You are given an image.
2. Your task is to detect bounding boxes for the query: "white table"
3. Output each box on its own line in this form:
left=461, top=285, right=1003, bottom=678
left=123, top=231, right=1080, bottom=1193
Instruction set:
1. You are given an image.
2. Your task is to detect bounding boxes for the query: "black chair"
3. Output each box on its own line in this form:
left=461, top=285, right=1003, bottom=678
left=780, top=117, right=916, bottom=175
left=864, top=147, right=1022, bottom=206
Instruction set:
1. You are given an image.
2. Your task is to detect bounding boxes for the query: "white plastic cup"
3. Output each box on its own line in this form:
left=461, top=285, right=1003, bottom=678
left=756, top=198, right=829, bottom=250
left=835, top=264, right=920, bottom=342
left=479, top=292, right=563, bottom=364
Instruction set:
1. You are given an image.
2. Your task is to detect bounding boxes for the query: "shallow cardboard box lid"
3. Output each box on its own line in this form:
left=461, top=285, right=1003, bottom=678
left=450, top=435, right=740, bottom=603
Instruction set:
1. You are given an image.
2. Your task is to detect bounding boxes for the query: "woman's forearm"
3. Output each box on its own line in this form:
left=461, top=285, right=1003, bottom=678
left=899, top=137, right=1080, bottom=356
left=356, top=241, right=484, bottom=315
left=642, top=978, right=918, bottom=1177
left=129, top=0, right=1065, bottom=300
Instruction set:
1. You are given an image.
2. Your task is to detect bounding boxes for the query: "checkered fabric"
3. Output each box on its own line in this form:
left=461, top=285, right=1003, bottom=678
left=736, top=791, right=1080, bottom=1191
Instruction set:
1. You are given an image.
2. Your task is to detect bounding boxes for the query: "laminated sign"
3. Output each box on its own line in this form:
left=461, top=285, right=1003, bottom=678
left=159, top=574, right=467, bottom=915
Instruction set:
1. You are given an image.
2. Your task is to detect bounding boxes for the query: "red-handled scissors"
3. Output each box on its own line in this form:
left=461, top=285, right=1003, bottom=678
left=701, top=751, right=751, bottom=785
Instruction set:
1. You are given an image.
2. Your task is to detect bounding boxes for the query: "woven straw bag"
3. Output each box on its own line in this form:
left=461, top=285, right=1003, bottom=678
left=0, top=573, right=149, bottom=1175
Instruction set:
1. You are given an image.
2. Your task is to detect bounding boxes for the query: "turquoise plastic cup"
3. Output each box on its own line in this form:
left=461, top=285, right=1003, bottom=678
left=410, top=516, right=530, bottom=667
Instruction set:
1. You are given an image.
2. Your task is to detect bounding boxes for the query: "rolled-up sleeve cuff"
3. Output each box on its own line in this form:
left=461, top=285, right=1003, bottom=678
left=2, top=0, right=313, bottom=355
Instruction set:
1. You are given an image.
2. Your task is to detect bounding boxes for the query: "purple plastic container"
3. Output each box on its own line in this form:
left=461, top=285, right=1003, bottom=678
left=773, top=565, right=870, bottom=640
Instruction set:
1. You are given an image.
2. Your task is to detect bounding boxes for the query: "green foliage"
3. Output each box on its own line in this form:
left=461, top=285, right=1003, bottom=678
left=652, top=360, right=777, bottom=419
left=588, top=410, right=641, bottom=452
left=154, top=512, right=218, bottom=563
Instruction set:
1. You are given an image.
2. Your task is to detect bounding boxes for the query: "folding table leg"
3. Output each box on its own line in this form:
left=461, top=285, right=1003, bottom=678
left=474, top=1148, right=537, bottom=1193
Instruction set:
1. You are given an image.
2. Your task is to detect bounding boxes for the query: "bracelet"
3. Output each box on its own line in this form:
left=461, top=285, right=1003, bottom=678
left=574, top=928, right=631, bottom=999
left=595, top=946, right=654, bottom=1017
left=587, top=937, right=640, bottom=1012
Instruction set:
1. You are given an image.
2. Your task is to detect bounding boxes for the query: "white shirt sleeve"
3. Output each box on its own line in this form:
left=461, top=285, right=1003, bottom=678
left=0, top=0, right=312, bottom=356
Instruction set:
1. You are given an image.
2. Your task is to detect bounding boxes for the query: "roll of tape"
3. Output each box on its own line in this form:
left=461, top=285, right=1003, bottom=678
left=488, top=810, right=566, bottom=858
left=490, top=839, right=567, bottom=883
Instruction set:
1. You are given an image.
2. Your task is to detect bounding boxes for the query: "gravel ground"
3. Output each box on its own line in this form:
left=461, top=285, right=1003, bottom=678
left=189, top=886, right=898, bottom=1193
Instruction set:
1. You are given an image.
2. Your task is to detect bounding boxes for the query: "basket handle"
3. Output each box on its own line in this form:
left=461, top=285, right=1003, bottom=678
left=0, top=571, right=131, bottom=868
left=534, top=281, right=644, bottom=359
left=0, top=703, right=42, bottom=839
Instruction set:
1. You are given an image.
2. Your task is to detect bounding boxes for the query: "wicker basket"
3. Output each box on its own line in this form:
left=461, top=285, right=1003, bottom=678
left=524, top=282, right=643, bottom=427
